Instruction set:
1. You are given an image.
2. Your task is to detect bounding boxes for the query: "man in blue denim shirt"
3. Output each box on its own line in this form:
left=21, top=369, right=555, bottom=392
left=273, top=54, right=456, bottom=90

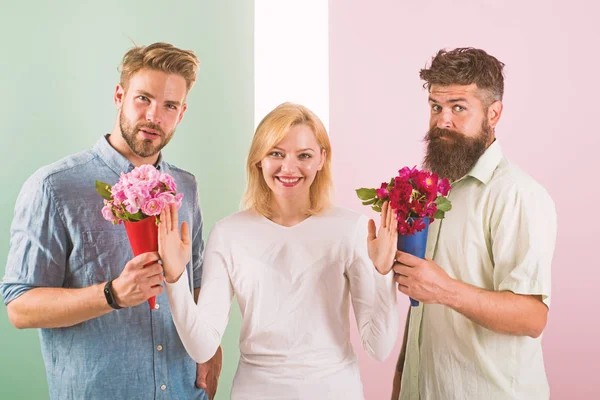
left=1, top=42, right=221, bottom=400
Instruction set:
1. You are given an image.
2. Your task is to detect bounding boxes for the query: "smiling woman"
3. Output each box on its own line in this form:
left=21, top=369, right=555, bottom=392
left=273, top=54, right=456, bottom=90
left=158, top=102, right=402, bottom=399
left=258, top=123, right=325, bottom=207
left=244, top=102, right=333, bottom=221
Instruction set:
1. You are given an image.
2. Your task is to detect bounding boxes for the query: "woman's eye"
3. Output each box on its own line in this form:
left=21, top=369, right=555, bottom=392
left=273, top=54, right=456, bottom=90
left=299, top=153, right=311, bottom=159
left=269, top=151, right=283, bottom=157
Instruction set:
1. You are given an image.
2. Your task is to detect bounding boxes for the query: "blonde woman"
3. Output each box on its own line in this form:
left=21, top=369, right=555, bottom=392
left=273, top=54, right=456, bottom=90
left=159, top=102, right=400, bottom=399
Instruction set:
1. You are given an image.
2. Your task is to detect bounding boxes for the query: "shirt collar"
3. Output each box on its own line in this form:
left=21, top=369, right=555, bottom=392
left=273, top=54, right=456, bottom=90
left=92, top=134, right=165, bottom=175
left=462, top=139, right=504, bottom=185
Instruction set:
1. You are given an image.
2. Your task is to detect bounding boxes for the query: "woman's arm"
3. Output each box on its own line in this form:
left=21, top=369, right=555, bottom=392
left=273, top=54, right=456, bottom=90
left=160, top=205, right=234, bottom=363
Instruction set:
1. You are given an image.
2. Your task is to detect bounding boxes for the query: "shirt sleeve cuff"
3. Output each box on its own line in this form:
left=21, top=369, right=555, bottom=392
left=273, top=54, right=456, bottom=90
left=0, top=283, right=35, bottom=305
left=498, top=279, right=551, bottom=307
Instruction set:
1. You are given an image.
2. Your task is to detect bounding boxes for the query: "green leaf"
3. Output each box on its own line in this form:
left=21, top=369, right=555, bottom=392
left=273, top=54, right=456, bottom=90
left=435, top=196, right=452, bottom=212
left=355, top=188, right=377, bottom=201
left=372, top=204, right=382, bottom=213
left=127, top=211, right=145, bottom=222
left=95, top=181, right=113, bottom=201
left=389, top=177, right=394, bottom=187
left=433, top=209, right=446, bottom=219
left=362, top=198, right=377, bottom=206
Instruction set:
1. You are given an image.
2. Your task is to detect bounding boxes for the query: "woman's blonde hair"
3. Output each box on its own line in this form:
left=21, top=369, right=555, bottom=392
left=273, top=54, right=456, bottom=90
left=243, top=102, right=333, bottom=218
left=119, top=42, right=200, bottom=93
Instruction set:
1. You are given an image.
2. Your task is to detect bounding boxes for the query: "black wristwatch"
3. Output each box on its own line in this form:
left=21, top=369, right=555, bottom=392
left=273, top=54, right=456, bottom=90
left=104, top=279, right=123, bottom=310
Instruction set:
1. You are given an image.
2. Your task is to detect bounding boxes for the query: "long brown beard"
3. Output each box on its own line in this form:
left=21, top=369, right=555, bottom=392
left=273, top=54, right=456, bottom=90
left=119, top=110, right=174, bottom=158
left=423, top=121, right=493, bottom=182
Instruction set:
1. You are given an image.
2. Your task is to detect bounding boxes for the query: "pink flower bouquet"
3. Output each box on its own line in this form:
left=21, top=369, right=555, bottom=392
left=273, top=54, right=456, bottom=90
left=96, top=164, right=183, bottom=310
left=96, top=164, right=183, bottom=225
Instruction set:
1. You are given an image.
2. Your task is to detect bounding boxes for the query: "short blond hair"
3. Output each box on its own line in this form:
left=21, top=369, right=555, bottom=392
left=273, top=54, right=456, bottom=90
left=243, top=102, right=333, bottom=218
left=119, top=42, right=200, bottom=92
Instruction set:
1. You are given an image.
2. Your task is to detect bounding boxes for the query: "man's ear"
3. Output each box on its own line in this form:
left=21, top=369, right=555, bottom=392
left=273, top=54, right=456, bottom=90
left=114, top=84, right=125, bottom=108
left=487, top=100, right=503, bottom=129
left=177, top=103, right=188, bottom=124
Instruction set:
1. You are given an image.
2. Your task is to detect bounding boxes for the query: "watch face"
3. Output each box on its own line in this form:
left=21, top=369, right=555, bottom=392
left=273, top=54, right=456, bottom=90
left=104, top=281, right=121, bottom=309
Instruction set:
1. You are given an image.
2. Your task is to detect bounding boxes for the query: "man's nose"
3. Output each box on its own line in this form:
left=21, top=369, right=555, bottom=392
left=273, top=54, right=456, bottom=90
left=145, top=104, right=161, bottom=125
left=436, top=110, right=453, bottom=129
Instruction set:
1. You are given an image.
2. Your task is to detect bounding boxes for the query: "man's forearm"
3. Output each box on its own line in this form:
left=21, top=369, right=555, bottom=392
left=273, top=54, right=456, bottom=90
left=442, top=279, right=548, bottom=338
left=7, top=285, right=113, bottom=329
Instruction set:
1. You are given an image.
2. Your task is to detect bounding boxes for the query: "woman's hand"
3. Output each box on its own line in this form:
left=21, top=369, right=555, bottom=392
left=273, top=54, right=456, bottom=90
left=367, top=201, right=399, bottom=274
left=158, top=204, right=191, bottom=283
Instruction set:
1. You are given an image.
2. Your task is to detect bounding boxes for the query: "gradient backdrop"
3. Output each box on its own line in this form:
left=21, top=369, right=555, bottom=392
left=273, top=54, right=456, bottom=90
left=1, top=0, right=598, bottom=399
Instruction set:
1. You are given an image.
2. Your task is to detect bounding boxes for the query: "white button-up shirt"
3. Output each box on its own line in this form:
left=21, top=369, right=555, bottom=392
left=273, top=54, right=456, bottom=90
left=400, top=141, right=557, bottom=400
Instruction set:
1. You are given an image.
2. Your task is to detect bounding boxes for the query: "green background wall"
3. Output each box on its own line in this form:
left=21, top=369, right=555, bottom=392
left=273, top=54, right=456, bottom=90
left=0, top=1, right=253, bottom=399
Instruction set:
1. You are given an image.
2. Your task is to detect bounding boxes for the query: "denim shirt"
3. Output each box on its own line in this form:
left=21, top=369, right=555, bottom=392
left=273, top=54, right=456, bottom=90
left=1, top=136, right=207, bottom=400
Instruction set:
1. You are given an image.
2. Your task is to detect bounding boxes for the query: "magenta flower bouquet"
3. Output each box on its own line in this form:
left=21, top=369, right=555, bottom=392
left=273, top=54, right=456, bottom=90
left=356, top=166, right=452, bottom=307
left=95, top=164, right=183, bottom=224
left=356, top=166, right=452, bottom=234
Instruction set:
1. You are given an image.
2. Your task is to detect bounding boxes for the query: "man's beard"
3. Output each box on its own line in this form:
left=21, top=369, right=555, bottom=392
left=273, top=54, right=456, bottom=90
left=423, top=120, right=493, bottom=182
left=119, top=111, right=173, bottom=158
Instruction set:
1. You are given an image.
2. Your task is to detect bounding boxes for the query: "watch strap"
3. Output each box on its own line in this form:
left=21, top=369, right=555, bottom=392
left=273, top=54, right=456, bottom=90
left=104, top=279, right=123, bottom=310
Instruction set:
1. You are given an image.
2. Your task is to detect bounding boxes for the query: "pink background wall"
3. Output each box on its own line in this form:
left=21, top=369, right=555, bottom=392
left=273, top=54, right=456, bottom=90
left=329, top=0, right=600, bottom=398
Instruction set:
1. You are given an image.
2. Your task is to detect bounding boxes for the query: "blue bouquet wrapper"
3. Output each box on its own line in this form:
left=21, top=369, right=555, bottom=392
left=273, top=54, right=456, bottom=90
left=397, top=218, right=430, bottom=306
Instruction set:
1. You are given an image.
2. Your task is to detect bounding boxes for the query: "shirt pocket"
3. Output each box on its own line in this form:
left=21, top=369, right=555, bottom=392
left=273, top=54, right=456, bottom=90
left=81, top=229, right=130, bottom=285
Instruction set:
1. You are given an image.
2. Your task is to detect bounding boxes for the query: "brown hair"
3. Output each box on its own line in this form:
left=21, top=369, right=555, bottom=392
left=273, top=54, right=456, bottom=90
left=420, top=48, right=505, bottom=105
left=243, top=102, right=333, bottom=218
left=119, top=42, right=200, bottom=93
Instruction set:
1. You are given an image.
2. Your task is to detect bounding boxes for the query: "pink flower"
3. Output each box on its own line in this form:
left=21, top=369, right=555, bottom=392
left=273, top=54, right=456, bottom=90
left=101, top=203, right=118, bottom=223
left=438, top=178, right=451, bottom=196
left=130, top=164, right=161, bottom=183
left=124, top=189, right=143, bottom=214
left=426, top=201, right=438, bottom=217
left=415, top=171, right=438, bottom=201
left=141, top=197, right=167, bottom=216
left=157, top=192, right=175, bottom=204
left=376, top=182, right=389, bottom=199
left=411, top=202, right=425, bottom=217
left=411, top=218, right=426, bottom=232
left=173, top=192, right=184, bottom=208
left=398, top=220, right=411, bottom=235
left=159, top=173, right=177, bottom=192
left=398, top=166, right=417, bottom=180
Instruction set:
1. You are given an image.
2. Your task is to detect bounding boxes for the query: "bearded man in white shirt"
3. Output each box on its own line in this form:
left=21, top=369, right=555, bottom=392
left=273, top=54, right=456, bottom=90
left=391, top=47, right=557, bottom=400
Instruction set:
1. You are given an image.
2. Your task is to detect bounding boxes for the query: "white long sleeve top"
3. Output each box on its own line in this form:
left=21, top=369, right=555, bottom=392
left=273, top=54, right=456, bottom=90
left=166, top=206, right=399, bottom=399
